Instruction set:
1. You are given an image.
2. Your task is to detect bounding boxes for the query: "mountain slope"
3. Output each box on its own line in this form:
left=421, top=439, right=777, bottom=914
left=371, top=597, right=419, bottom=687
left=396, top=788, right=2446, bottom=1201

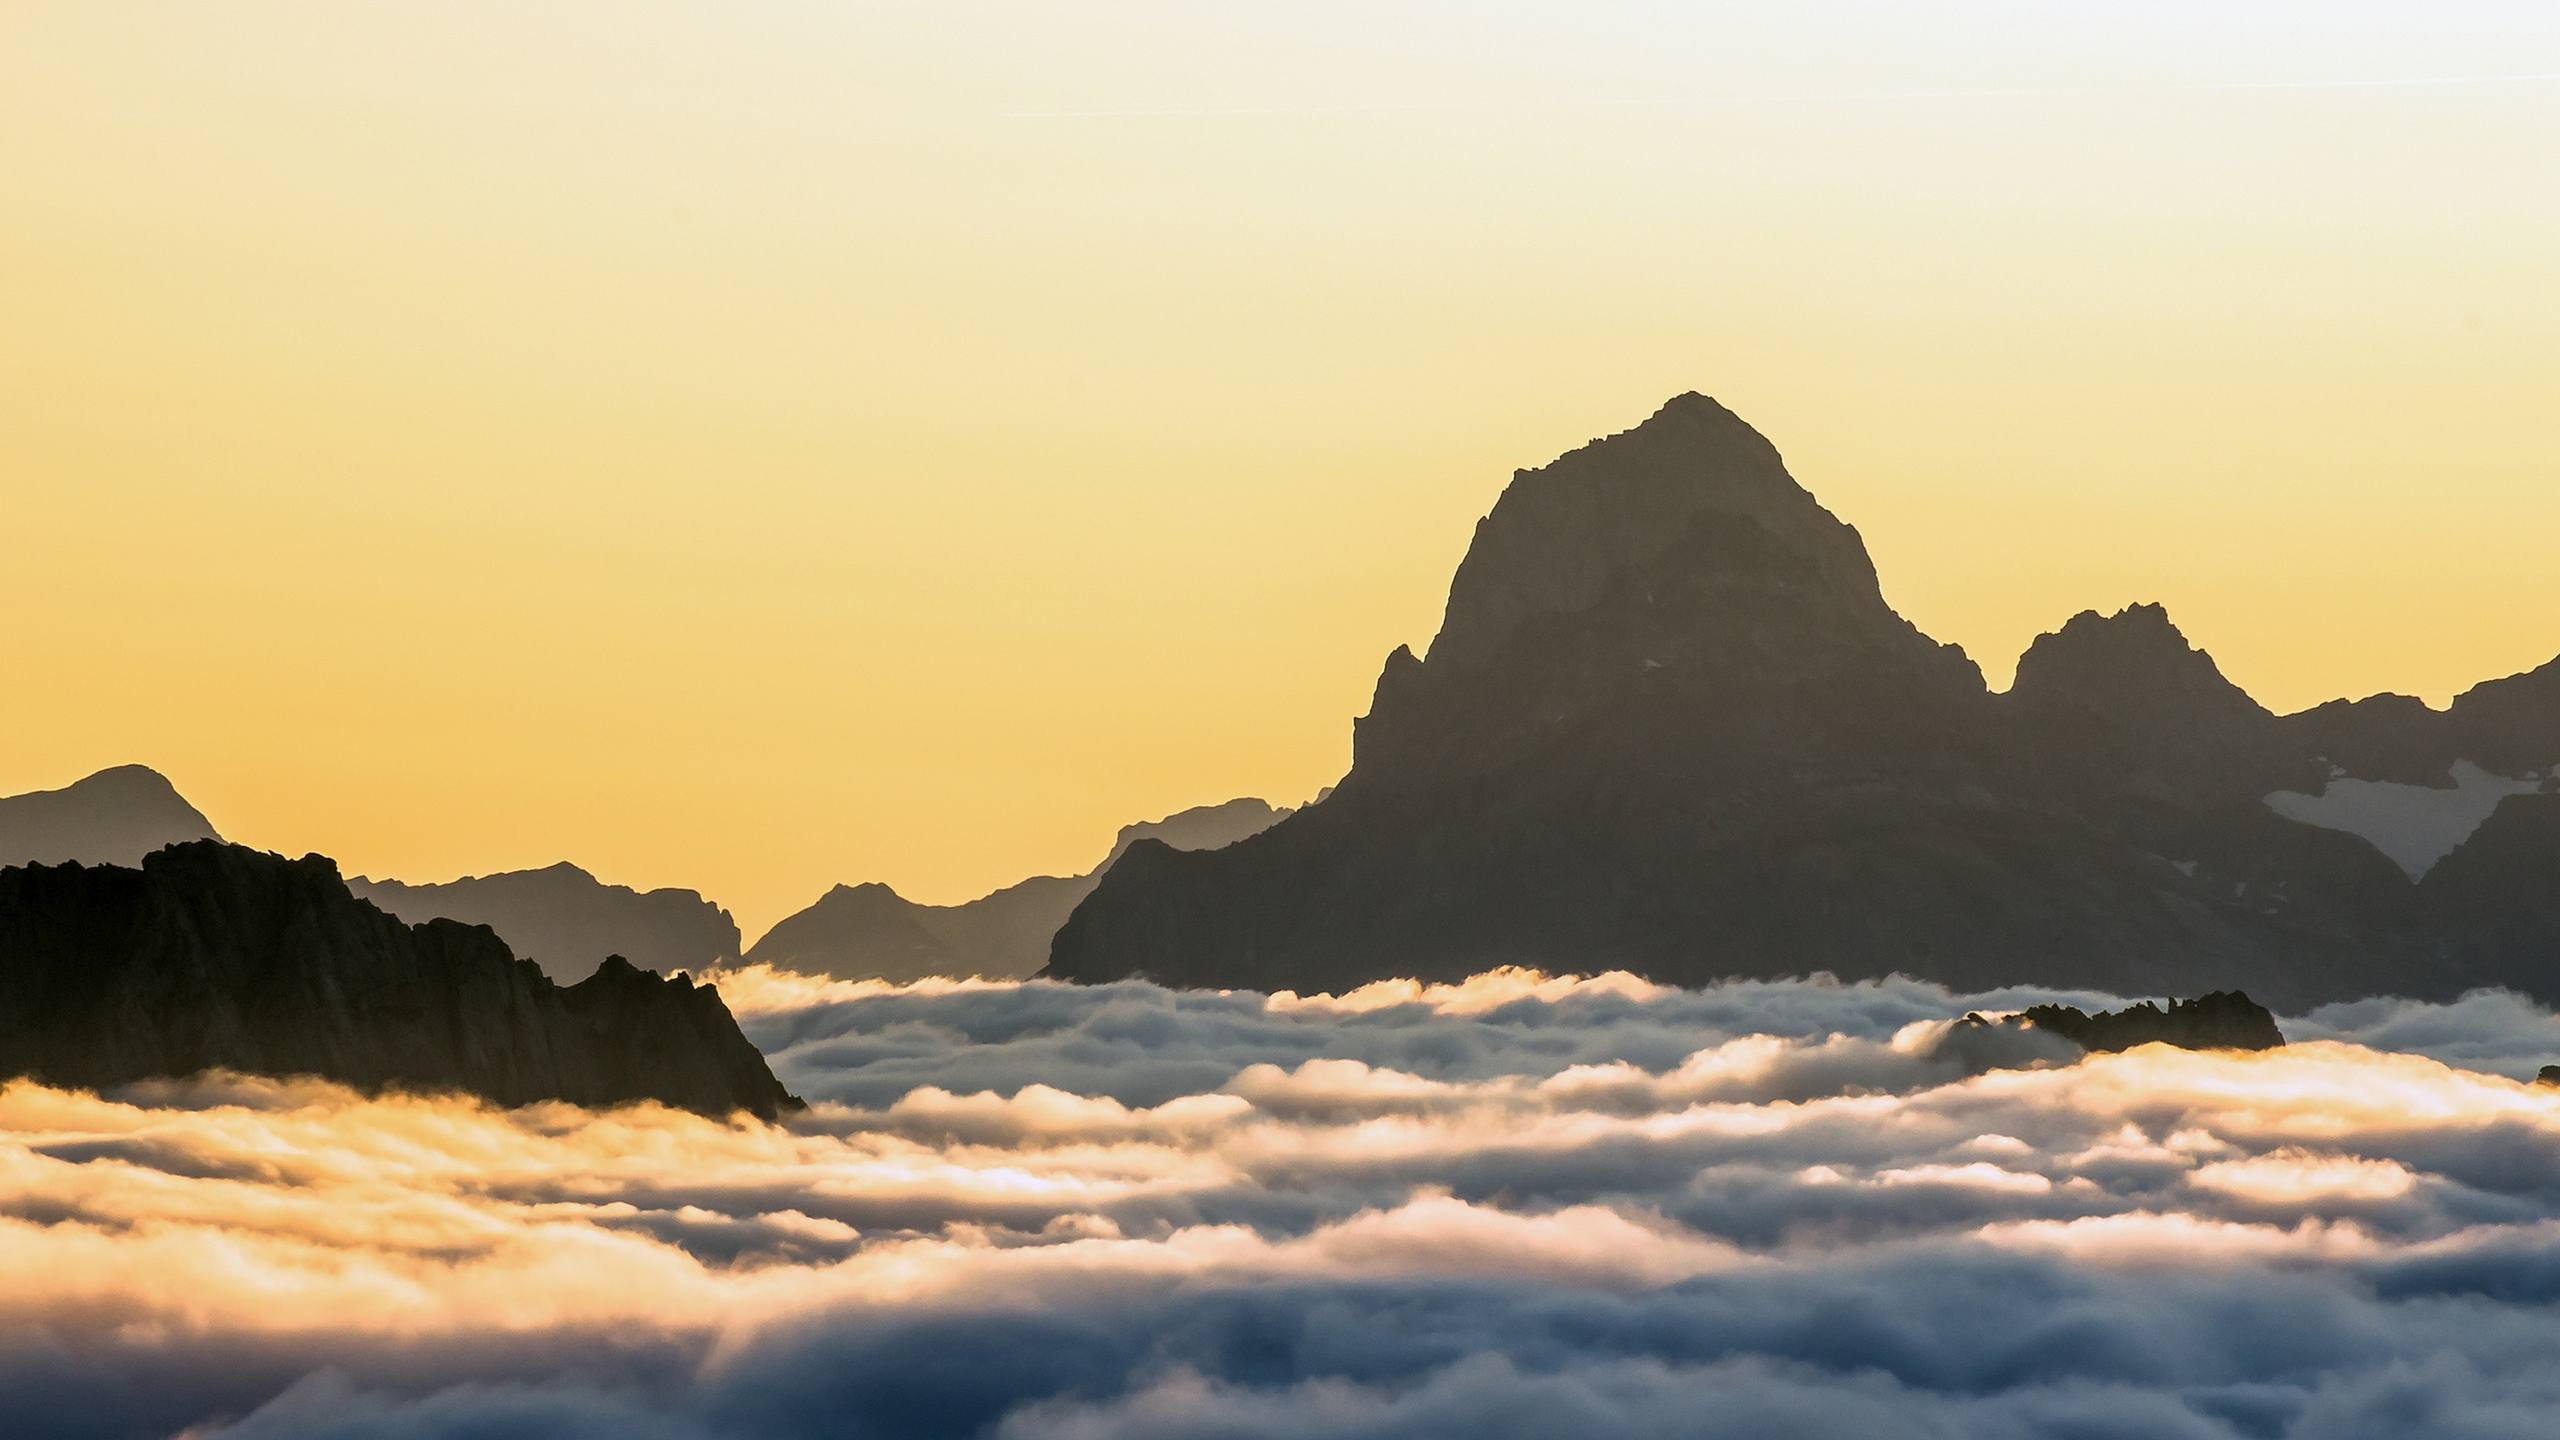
left=1047, top=395, right=2556, bottom=1007
left=0, top=765, right=220, bottom=868
left=748, top=798, right=1288, bottom=982
left=0, top=842, right=795, bottom=1117
left=351, top=863, right=743, bottom=985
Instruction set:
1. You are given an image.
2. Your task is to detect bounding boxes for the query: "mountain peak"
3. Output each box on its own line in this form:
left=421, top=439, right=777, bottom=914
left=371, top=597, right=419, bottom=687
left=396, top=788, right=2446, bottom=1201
left=1045, top=395, right=2556, bottom=1007
left=1421, top=393, right=1875, bottom=674
left=1651, top=389, right=1741, bottom=422
left=76, top=763, right=186, bottom=794
left=2013, top=604, right=2267, bottom=723
left=1, top=764, right=222, bottom=869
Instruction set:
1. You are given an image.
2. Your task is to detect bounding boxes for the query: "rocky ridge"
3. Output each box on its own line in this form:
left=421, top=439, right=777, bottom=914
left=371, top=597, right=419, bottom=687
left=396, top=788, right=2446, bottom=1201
left=0, top=842, right=796, bottom=1118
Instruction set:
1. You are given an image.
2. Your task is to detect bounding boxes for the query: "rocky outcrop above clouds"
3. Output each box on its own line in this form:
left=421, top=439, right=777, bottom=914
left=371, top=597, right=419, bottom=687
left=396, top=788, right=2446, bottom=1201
left=0, top=841, right=795, bottom=1118
left=2018, top=992, right=2287, bottom=1053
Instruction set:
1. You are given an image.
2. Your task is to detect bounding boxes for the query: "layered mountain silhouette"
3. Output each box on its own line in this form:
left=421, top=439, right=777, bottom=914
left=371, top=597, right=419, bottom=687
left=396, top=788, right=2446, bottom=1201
left=0, top=773, right=1292, bottom=990
left=0, top=842, right=795, bottom=1118
left=748, top=798, right=1287, bottom=982
left=0, top=765, right=219, bottom=868
left=0, top=770, right=745, bottom=986
left=1047, top=395, right=2560, bottom=1008
left=351, top=864, right=743, bottom=986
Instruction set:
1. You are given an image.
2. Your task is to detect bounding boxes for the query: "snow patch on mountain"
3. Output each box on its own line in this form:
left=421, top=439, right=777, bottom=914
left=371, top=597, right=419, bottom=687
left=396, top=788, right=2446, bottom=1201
left=2265, top=760, right=2543, bottom=881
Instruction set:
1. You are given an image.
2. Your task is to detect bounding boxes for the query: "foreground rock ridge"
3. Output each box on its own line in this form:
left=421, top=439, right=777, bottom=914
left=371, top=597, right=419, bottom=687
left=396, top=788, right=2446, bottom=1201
left=0, top=842, right=797, bottom=1119
left=1048, top=394, right=2560, bottom=1007
left=748, top=797, right=1289, bottom=982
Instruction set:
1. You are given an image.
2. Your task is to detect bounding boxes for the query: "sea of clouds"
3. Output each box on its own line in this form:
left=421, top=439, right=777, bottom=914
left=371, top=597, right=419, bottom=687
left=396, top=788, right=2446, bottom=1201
left=10, top=966, right=2560, bottom=1439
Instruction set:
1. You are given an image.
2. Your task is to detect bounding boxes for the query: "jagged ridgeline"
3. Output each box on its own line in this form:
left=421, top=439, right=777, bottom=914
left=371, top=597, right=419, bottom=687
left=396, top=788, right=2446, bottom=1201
left=1048, top=394, right=2560, bottom=1008
left=0, top=842, right=797, bottom=1119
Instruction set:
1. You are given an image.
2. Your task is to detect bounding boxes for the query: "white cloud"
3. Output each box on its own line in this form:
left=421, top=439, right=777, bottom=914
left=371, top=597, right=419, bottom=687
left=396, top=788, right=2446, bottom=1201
left=6, top=968, right=2560, bottom=1438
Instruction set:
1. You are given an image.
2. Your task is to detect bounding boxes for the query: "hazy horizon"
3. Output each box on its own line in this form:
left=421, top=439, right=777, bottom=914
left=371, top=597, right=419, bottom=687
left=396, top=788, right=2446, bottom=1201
left=8, top=2, right=2558, bottom=933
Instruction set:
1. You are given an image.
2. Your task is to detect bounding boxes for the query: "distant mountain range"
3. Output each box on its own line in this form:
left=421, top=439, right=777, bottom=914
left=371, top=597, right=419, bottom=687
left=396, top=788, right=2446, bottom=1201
left=746, top=798, right=1289, bottom=982
left=0, top=842, right=794, bottom=1118
left=1047, top=394, right=2560, bottom=1009
left=350, top=865, right=744, bottom=986
left=0, top=764, right=220, bottom=867
left=1, top=768, right=1285, bottom=985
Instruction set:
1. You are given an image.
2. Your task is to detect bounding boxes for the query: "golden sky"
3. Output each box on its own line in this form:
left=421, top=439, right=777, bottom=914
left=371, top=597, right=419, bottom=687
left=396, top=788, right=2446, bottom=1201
left=5, top=3, right=2556, bottom=935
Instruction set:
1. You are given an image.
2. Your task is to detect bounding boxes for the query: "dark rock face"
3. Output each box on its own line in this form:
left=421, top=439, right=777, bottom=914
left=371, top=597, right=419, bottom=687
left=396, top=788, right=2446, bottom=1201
left=2019, top=993, right=2287, bottom=1053
left=2418, top=794, right=2560, bottom=972
left=2008, top=604, right=2313, bottom=809
left=0, top=765, right=221, bottom=868
left=351, top=862, right=743, bottom=985
left=1048, top=395, right=2560, bottom=1008
left=0, top=842, right=796, bottom=1119
left=749, top=799, right=1288, bottom=982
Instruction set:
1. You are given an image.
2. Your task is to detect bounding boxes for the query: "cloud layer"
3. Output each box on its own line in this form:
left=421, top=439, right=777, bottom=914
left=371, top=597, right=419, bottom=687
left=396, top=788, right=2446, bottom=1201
left=8, top=967, right=2560, bottom=1438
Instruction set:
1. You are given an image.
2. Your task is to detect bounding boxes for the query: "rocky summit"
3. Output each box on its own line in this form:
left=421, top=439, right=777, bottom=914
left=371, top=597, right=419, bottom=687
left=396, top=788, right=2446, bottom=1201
left=0, top=841, right=797, bottom=1119
left=1047, top=395, right=2560, bottom=1008
left=2018, top=992, right=2287, bottom=1053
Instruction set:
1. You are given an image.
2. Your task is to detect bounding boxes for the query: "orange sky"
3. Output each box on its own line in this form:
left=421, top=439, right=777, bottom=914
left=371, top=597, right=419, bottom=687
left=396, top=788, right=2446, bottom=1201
left=5, top=4, right=2556, bottom=935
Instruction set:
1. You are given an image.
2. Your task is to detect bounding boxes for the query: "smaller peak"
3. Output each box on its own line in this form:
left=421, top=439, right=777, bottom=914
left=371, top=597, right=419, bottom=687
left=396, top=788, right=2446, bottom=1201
left=2022, top=602, right=2208, bottom=669
left=2051, top=602, right=2181, bottom=640
left=2013, top=602, right=2269, bottom=723
left=79, top=764, right=181, bottom=790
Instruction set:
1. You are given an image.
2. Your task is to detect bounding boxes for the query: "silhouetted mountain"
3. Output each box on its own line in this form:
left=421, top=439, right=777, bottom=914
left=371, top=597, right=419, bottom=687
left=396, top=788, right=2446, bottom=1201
left=0, top=842, right=794, bottom=1118
left=2008, top=604, right=2312, bottom=808
left=0, top=765, right=220, bottom=868
left=2019, top=993, right=2286, bottom=1053
left=351, top=863, right=742, bottom=985
left=1048, top=395, right=2560, bottom=1007
left=749, top=798, right=1288, bottom=982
